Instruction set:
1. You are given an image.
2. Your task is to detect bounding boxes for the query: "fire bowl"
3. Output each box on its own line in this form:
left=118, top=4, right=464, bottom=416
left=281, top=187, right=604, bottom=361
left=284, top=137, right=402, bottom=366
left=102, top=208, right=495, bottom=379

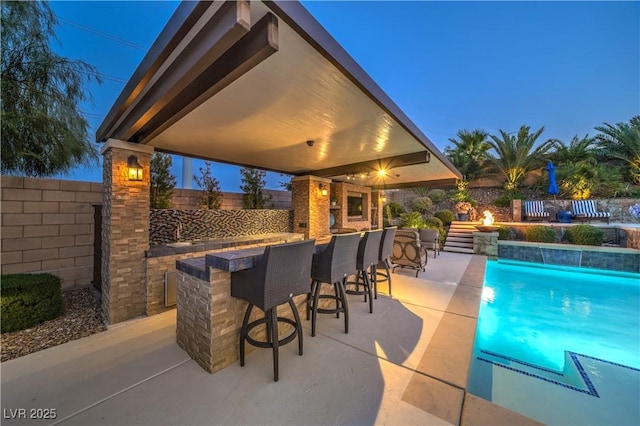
left=475, top=225, right=500, bottom=232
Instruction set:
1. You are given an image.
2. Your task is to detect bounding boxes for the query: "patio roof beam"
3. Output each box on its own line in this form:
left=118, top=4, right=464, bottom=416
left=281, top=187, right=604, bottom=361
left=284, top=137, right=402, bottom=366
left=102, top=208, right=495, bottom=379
left=307, top=151, right=431, bottom=178
left=132, top=12, right=279, bottom=144
left=98, top=1, right=252, bottom=142
left=371, top=178, right=459, bottom=190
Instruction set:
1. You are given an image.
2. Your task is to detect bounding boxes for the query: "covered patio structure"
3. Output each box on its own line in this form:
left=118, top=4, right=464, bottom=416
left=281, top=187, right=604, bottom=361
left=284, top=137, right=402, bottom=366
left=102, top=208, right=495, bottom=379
left=95, top=0, right=461, bottom=325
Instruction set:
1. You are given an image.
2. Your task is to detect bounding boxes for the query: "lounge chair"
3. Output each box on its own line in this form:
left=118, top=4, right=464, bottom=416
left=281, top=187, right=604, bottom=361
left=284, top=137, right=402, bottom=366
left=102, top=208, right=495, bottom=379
left=523, top=201, right=549, bottom=221
left=571, top=200, right=610, bottom=224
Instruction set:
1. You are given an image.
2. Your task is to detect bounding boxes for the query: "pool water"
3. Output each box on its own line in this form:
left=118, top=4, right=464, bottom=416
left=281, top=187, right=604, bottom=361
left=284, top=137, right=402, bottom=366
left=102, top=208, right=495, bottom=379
left=468, top=259, right=640, bottom=425
left=476, top=260, right=640, bottom=371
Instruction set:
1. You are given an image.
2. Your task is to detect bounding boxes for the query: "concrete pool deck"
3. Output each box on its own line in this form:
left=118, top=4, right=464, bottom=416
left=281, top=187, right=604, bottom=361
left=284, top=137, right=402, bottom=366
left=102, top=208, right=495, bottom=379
left=0, top=252, right=541, bottom=426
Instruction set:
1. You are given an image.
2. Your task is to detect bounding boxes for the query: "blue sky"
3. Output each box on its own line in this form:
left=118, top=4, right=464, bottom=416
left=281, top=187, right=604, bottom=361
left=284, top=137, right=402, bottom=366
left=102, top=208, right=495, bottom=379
left=49, top=1, right=639, bottom=191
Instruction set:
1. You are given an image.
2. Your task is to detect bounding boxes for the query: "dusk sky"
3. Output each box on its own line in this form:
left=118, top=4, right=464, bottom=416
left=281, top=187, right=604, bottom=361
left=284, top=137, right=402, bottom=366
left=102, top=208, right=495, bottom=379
left=48, top=1, right=639, bottom=191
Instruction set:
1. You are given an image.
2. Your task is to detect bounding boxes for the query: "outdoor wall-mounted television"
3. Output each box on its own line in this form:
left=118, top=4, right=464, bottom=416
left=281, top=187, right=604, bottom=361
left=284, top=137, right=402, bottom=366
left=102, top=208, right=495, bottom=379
left=347, top=195, right=363, bottom=217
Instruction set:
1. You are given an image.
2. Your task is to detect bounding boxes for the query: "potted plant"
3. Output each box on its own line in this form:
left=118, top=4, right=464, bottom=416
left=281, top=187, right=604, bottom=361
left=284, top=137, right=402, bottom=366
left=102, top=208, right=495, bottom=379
left=454, top=201, right=472, bottom=221
left=330, top=197, right=337, bottom=206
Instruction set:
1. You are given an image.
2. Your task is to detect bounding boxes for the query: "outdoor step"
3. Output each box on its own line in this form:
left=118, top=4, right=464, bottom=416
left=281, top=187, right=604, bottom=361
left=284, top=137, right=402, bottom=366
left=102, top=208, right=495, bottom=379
left=447, top=230, right=476, bottom=235
left=443, top=247, right=475, bottom=254
left=446, top=237, right=474, bottom=244
left=444, top=242, right=473, bottom=249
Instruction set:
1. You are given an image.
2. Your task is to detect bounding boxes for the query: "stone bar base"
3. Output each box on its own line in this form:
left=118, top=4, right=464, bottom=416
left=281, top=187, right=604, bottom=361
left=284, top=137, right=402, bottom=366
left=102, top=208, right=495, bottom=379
left=473, top=232, right=498, bottom=258
left=176, top=267, right=307, bottom=374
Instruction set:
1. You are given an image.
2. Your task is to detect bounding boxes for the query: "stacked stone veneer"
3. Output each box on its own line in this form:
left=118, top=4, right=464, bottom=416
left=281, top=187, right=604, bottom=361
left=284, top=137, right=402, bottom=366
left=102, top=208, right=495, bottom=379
left=332, top=182, right=371, bottom=231
left=150, top=209, right=292, bottom=245
left=473, top=232, right=498, bottom=258
left=1, top=175, right=102, bottom=288
left=101, top=140, right=153, bottom=324
left=176, top=267, right=306, bottom=374
left=291, top=176, right=331, bottom=239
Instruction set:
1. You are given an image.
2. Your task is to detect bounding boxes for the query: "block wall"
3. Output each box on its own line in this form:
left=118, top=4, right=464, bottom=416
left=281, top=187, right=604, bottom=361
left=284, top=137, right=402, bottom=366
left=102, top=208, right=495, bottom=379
left=0, top=175, right=102, bottom=288
left=171, top=188, right=291, bottom=210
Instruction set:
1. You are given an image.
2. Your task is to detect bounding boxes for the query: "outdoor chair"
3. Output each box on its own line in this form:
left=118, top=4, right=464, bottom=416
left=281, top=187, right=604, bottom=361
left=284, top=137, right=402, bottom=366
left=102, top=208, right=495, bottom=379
left=375, top=227, right=397, bottom=297
left=307, top=232, right=361, bottom=337
left=231, top=239, right=315, bottom=382
left=571, top=200, right=610, bottom=224
left=391, top=229, right=428, bottom=277
left=419, top=228, right=440, bottom=258
left=523, top=200, right=550, bottom=221
left=345, top=229, right=383, bottom=314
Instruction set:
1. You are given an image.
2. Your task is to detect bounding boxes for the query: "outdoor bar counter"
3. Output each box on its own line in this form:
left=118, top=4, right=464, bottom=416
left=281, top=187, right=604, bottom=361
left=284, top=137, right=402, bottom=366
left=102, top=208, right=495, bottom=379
left=175, top=234, right=332, bottom=373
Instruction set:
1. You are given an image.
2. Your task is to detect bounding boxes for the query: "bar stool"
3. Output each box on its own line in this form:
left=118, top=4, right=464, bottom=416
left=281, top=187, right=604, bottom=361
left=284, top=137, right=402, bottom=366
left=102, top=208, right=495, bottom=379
left=345, top=229, right=383, bottom=313
left=375, top=227, right=397, bottom=297
left=231, top=239, right=315, bottom=381
left=307, top=232, right=361, bottom=337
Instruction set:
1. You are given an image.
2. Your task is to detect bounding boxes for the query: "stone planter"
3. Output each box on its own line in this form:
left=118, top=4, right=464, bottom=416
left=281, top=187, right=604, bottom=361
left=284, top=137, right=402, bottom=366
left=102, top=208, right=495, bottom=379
left=457, top=213, right=470, bottom=221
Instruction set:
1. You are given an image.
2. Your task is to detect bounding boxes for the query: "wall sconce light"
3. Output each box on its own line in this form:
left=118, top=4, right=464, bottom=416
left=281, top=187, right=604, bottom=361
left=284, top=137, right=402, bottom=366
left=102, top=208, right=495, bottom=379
left=319, top=183, right=328, bottom=196
left=425, top=151, right=431, bottom=163
left=127, top=155, right=143, bottom=181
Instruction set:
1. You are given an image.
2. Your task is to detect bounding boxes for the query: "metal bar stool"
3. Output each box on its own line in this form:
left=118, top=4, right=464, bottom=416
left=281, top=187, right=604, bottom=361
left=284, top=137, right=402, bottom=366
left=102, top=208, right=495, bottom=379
left=307, top=232, right=361, bottom=337
left=345, top=229, right=383, bottom=313
left=231, top=239, right=315, bottom=381
left=375, top=227, right=397, bottom=297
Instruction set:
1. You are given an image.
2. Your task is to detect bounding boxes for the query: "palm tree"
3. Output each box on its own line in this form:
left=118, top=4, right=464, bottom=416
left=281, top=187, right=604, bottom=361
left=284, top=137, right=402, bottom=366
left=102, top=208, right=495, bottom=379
left=549, top=135, right=596, bottom=165
left=594, top=116, right=640, bottom=185
left=444, top=129, right=491, bottom=180
left=487, top=125, right=555, bottom=190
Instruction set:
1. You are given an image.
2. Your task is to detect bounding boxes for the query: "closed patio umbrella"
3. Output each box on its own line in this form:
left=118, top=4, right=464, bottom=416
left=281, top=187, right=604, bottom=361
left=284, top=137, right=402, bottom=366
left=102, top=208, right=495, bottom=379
left=545, top=160, right=559, bottom=200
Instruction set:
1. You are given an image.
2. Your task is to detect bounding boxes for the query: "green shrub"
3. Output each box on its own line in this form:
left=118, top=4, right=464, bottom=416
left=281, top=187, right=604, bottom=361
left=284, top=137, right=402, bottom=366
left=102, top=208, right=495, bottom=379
left=400, top=211, right=425, bottom=228
left=422, top=216, right=443, bottom=229
left=1, top=273, right=63, bottom=333
left=384, top=202, right=405, bottom=218
left=411, top=196, right=433, bottom=214
left=427, top=189, right=447, bottom=204
left=493, top=189, right=524, bottom=208
left=434, top=209, right=455, bottom=226
left=422, top=217, right=445, bottom=243
left=497, top=226, right=511, bottom=240
left=565, top=225, right=604, bottom=246
left=525, top=225, right=556, bottom=243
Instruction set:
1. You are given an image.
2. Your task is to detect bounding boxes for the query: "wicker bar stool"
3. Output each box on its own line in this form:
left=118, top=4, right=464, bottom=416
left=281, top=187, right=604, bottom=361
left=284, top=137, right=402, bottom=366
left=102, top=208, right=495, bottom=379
left=345, top=229, right=383, bottom=313
left=231, top=239, right=315, bottom=382
left=375, top=227, right=397, bottom=297
left=307, top=232, right=361, bottom=337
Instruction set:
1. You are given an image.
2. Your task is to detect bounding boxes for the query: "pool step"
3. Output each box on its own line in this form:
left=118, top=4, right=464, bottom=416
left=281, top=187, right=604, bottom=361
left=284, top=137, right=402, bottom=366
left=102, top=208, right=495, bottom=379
left=473, top=350, right=640, bottom=425
left=443, top=221, right=476, bottom=253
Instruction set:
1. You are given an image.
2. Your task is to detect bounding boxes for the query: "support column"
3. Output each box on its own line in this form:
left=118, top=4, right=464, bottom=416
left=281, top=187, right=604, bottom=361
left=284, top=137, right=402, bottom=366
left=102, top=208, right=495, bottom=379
left=291, top=175, right=331, bottom=239
left=101, top=139, right=153, bottom=324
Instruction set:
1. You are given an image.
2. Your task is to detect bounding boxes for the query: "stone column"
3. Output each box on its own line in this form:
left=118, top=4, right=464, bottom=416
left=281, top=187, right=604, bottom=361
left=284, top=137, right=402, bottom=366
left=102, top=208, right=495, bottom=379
left=101, top=139, right=153, bottom=324
left=511, top=199, right=523, bottom=222
left=372, top=190, right=384, bottom=228
left=473, top=231, right=498, bottom=258
left=291, top=175, right=331, bottom=239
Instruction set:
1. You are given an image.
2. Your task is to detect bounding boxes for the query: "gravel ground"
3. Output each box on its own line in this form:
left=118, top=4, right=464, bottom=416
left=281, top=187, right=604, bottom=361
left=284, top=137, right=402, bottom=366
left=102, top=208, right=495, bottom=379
left=1, top=288, right=107, bottom=362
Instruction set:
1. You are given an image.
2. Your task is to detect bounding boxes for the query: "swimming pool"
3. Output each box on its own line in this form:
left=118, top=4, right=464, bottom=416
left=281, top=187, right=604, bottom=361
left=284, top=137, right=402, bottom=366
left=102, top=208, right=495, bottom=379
left=468, top=259, right=640, bottom=425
